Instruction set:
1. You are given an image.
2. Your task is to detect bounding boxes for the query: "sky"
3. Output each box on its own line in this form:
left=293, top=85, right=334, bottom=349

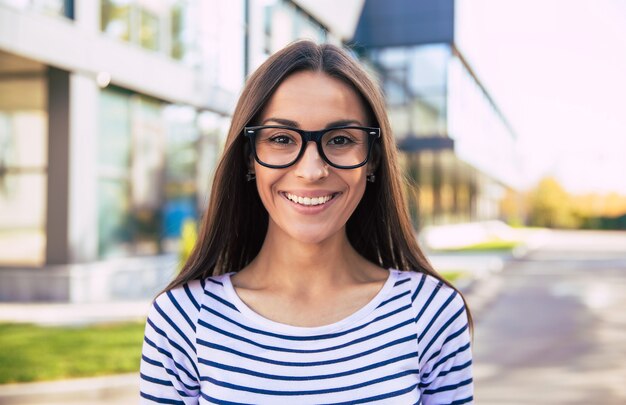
left=457, top=0, right=626, bottom=194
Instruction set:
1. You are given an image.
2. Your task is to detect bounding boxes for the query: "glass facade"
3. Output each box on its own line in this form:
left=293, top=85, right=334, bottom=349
left=0, top=74, right=47, bottom=266
left=448, top=54, right=518, bottom=188
left=365, top=44, right=517, bottom=227
left=370, top=44, right=450, bottom=140
left=0, top=0, right=67, bottom=17
left=97, top=87, right=227, bottom=259
left=101, top=0, right=199, bottom=64
left=249, top=0, right=328, bottom=72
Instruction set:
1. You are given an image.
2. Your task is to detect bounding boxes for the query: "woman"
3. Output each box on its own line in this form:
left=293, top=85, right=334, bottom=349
left=140, top=40, right=473, bottom=404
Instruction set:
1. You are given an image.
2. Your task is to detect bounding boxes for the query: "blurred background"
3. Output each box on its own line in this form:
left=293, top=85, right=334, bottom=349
left=0, top=0, right=625, bottom=404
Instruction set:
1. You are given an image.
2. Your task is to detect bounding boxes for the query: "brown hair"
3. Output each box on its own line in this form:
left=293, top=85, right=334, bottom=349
left=163, top=40, right=472, bottom=329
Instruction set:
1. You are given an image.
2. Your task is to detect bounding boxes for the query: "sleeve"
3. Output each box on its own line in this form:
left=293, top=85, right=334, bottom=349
left=140, top=281, right=204, bottom=404
left=416, top=279, right=474, bottom=405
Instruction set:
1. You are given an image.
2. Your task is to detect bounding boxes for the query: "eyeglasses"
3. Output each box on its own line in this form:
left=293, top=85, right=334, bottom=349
left=244, top=125, right=380, bottom=169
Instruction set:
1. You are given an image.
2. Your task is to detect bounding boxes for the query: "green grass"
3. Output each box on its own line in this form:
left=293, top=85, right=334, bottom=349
left=440, top=271, right=467, bottom=284
left=435, top=239, right=520, bottom=253
left=0, top=322, right=146, bottom=384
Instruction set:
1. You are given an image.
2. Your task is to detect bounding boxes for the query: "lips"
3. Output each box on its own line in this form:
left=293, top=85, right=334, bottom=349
left=282, top=192, right=339, bottom=206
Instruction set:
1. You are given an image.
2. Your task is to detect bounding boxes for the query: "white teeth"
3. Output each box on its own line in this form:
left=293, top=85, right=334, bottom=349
left=285, top=193, right=334, bottom=206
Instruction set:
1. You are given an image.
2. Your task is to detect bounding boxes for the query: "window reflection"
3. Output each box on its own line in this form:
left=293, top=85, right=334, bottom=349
left=139, top=8, right=160, bottom=51
left=163, top=105, right=198, bottom=253
left=101, top=0, right=132, bottom=42
left=0, top=0, right=66, bottom=17
left=0, top=83, right=48, bottom=266
left=100, top=0, right=196, bottom=63
left=98, top=89, right=132, bottom=258
left=370, top=44, right=450, bottom=138
left=97, top=89, right=227, bottom=258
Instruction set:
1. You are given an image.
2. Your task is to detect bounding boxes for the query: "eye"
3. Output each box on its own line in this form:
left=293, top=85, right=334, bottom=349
left=327, top=135, right=355, bottom=146
left=269, top=134, right=296, bottom=144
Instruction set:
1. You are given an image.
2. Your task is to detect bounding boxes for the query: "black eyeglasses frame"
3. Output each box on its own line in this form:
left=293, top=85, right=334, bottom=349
left=244, top=125, right=381, bottom=169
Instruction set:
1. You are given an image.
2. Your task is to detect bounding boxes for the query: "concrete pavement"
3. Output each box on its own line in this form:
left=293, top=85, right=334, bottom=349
left=473, top=230, right=626, bottom=404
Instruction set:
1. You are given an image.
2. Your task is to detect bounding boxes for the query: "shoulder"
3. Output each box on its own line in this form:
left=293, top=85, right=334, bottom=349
left=151, top=279, right=204, bottom=318
left=393, top=270, right=468, bottom=324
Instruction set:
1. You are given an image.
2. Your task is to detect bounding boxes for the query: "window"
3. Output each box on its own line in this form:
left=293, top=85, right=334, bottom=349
left=0, top=76, right=47, bottom=266
left=100, top=0, right=196, bottom=63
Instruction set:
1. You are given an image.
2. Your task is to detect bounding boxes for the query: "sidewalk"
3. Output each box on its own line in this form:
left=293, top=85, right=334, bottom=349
left=0, top=373, right=140, bottom=405
left=0, top=300, right=152, bottom=326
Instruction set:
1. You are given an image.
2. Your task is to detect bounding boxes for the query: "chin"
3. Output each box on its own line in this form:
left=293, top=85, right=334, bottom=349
left=285, top=225, right=344, bottom=246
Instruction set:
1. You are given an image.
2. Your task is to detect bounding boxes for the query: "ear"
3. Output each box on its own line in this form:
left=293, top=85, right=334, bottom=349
left=243, top=141, right=255, bottom=173
left=367, top=143, right=381, bottom=175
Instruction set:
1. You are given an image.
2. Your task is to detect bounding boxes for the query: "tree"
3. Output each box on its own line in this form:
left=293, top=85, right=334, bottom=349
left=527, top=177, right=579, bottom=228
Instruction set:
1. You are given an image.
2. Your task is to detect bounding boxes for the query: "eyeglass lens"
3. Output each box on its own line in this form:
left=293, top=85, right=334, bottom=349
left=254, top=127, right=370, bottom=167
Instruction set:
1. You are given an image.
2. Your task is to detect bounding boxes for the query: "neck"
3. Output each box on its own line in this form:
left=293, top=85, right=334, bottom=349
left=244, top=222, right=369, bottom=293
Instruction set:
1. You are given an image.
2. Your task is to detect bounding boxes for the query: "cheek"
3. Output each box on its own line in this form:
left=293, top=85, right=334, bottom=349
left=345, top=172, right=368, bottom=203
left=253, top=166, right=281, bottom=207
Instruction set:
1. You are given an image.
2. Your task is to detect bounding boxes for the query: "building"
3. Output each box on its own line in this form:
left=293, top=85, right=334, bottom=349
left=1, top=0, right=516, bottom=302
left=0, top=0, right=363, bottom=302
left=352, top=0, right=520, bottom=228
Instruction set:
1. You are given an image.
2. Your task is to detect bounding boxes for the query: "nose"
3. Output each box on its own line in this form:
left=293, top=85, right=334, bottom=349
left=293, top=142, right=329, bottom=181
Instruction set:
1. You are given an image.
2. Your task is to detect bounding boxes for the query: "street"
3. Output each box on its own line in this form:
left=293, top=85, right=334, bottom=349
left=473, top=230, right=626, bottom=404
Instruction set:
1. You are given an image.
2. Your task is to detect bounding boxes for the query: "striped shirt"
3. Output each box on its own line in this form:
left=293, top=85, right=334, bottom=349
left=140, top=269, right=473, bottom=404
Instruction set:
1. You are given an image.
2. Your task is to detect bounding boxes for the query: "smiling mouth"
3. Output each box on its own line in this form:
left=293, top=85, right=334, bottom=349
left=283, top=192, right=339, bottom=206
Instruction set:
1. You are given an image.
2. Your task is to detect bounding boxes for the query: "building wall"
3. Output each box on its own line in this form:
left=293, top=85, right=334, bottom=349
left=363, top=43, right=518, bottom=227
left=0, top=0, right=356, bottom=301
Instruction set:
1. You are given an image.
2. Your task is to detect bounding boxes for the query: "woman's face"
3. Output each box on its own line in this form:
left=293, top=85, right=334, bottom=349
left=253, top=70, right=374, bottom=245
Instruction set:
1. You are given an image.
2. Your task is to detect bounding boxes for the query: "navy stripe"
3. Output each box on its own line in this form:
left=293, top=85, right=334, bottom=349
left=183, top=283, right=200, bottom=311
left=421, top=307, right=464, bottom=363
left=377, top=289, right=410, bottom=308
left=448, top=396, right=474, bottom=405
left=423, top=377, right=473, bottom=395
left=204, top=290, right=239, bottom=312
left=140, top=391, right=185, bottom=405
left=166, top=291, right=195, bottom=332
left=394, top=277, right=411, bottom=287
left=203, top=369, right=419, bottom=396
left=140, top=374, right=193, bottom=398
left=443, top=323, right=469, bottom=345
left=142, top=355, right=200, bottom=391
left=331, top=383, right=419, bottom=404
left=200, top=392, right=251, bottom=405
left=423, top=342, right=472, bottom=380
left=199, top=351, right=418, bottom=381
left=154, top=302, right=196, bottom=354
left=206, top=277, right=223, bottom=286
left=411, top=273, right=427, bottom=303
left=421, top=358, right=472, bottom=387
left=147, top=317, right=197, bottom=373
left=142, top=354, right=162, bottom=367
left=198, top=317, right=415, bottom=354
left=425, top=323, right=470, bottom=365
left=415, top=281, right=442, bottom=324
left=144, top=332, right=199, bottom=382
left=199, top=333, right=416, bottom=367
left=141, top=372, right=173, bottom=387
left=419, top=291, right=456, bottom=341
left=201, top=302, right=411, bottom=341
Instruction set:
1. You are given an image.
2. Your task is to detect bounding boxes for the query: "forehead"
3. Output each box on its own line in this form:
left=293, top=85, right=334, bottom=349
left=261, top=71, right=369, bottom=127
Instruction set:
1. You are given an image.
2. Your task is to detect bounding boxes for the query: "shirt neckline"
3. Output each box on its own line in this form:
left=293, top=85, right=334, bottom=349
left=221, top=269, right=399, bottom=336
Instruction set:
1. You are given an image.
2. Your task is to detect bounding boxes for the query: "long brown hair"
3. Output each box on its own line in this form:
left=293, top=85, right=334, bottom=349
left=163, top=40, right=472, bottom=328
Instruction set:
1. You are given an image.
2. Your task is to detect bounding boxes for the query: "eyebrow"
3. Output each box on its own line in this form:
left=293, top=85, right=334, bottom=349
left=261, top=117, right=364, bottom=128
